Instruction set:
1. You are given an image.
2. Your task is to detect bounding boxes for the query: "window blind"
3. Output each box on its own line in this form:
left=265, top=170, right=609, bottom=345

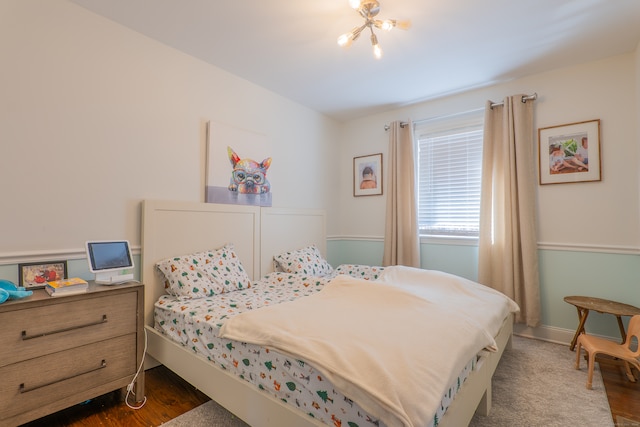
left=415, top=110, right=484, bottom=237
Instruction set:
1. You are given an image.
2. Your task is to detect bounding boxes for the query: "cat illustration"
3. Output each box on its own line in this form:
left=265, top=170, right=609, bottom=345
left=227, top=146, right=272, bottom=194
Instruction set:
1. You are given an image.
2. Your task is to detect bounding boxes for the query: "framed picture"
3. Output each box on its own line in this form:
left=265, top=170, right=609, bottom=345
left=538, top=119, right=601, bottom=185
left=18, top=260, right=68, bottom=290
left=205, top=120, right=273, bottom=207
left=354, top=153, right=383, bottom=196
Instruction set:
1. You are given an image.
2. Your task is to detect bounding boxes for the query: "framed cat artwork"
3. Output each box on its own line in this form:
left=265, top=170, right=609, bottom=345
left=205, top=121, right=273, bottom=206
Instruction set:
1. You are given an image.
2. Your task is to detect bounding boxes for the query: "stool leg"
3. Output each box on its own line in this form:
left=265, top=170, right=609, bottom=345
left=575, top=341, right=582, bottom=370
left=570, top=308, right=589, bottom=351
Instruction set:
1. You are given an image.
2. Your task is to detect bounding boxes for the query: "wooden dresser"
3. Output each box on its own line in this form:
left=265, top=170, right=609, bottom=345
left=0, top=282, right=144, bottom=426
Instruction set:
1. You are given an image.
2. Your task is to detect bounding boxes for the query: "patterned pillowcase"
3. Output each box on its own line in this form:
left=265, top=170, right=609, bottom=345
left=156, top=244, right=251, bottom=299
left=334, top=264, right=385, bottom=281
left=204, top=244, right=252, bottom=292
left=156, top=250, right=224, bottom=299
left=273, top=245, right=334, bottom=277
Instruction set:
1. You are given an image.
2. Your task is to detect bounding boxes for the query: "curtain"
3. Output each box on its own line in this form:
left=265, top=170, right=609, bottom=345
left=382, top=120, right=421, bottom=267
left=478, top=95, right=541, bottom=327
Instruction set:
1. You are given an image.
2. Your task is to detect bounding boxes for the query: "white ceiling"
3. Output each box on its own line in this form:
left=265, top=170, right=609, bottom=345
left=70, top=0, right=640, bottom=121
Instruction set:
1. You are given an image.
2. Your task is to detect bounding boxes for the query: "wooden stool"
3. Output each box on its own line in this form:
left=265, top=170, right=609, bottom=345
left=563, top=296, right=640, bottom=351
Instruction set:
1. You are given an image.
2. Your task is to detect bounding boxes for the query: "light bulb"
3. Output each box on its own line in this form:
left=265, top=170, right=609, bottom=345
left=396, top=20, right=411, bottom=30
left=381, top=20, right=395, bottom=31
left=337, top=33, right=353, bottom=47
left=348, top=0, right=362, bottom=10
left=373, top=43, right=383, bottom=59
left=371, top=33, right=382, bottom=59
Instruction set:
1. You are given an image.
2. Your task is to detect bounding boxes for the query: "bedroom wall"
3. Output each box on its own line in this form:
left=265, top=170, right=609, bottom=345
left=332, top=51, right=640, bottom=342
left=2, top=1, right=638, bottom=345
left=636, top=41, right=640, bottom=229
left=0, top=0, right=341, bottom=280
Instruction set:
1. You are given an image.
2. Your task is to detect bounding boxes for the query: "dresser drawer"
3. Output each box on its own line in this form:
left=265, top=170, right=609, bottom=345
left=0, top=334, right=136, bottom=421
left=0, top=291, right=137, bottom=367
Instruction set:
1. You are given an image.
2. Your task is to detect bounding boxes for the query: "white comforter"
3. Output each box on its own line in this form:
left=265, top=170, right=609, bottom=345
left=219, top=266, right=519, bottom=427
left=377, top=266, right=520, bottom=348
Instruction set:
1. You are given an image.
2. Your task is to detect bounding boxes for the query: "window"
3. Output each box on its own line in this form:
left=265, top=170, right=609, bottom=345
left=415, top=110, right=484, bottom=237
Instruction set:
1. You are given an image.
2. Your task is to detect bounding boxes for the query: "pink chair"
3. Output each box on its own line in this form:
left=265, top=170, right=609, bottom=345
left=575, top=314, right=640, bottom=389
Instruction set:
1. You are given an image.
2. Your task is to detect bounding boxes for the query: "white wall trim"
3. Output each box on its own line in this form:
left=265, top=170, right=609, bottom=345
left=4, top=239, right=637, bottom=265
left=0, top=246, right=141, bottom=265
left=537, top=242, right=640, bottom=255
left=514, top=323, right=617, bottom=345
left=327, top=235, right=383, bottom=242
left=421, top=236, right=479, bottom=246
left=329, top=236, right=640, bottom=255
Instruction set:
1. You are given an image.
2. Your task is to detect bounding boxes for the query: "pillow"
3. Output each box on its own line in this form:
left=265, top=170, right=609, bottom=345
left=156, top=243, right=251, bottom=299
left=334, top=264, right=385, bottom=281
left=273, top=245, right=334, bottom=277
left=204, top=243, right=252, bottom=293
left=156, top=250, right=225, bottom=299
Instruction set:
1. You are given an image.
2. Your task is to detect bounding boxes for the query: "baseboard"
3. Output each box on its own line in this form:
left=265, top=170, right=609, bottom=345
left=514, top=323, right=616, bottom=346
left=144, top=354, right=161, bottom=370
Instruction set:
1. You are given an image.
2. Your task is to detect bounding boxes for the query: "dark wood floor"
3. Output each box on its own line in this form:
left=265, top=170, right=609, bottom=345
left=20, top=356, right=640, bottom=427
left=598, top=355, right=640, bottom=426
left=21, top=366, right=210, bottom=427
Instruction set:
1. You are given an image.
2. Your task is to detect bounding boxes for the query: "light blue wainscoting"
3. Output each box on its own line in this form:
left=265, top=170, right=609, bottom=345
left=327, top=239, right=479, bottom=281
left=328, top=239, right=640, bottom=342
left=327, top=239, right=384, bottom=267
left=539, top=249, right=640, bottom=339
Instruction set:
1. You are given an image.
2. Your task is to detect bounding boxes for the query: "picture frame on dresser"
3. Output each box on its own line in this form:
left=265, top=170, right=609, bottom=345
left=18, top=260, right=68, bottom=290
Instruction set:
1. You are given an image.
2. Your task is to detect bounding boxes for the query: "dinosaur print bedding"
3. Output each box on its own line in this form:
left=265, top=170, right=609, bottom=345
left=154, top=268, right=480, bottom=427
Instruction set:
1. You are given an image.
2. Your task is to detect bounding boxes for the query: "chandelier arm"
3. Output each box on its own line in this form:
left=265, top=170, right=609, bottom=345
left=352, top=22, right=368, bottom=41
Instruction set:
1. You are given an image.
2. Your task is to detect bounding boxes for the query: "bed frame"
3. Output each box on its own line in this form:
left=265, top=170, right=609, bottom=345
left=140, top=199, right=512, bottom=427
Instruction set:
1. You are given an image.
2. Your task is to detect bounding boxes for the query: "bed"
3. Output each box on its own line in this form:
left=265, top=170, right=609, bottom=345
left=141, top=199, right=516, bottom=427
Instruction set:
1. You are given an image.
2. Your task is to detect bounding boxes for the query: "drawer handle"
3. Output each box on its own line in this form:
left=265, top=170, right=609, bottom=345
left=19, top=359, right=107, bottom=393
left=21, top=315, right=108, bottom=340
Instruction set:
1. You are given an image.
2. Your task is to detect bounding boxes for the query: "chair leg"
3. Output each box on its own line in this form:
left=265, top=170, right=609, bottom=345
left=575, top=342, right=582, bottom=370
left=623, top=361, right=637, bottom=383
left=631, top=362, right=640, bottom=382
left=586, top=352, right=596, bottom=390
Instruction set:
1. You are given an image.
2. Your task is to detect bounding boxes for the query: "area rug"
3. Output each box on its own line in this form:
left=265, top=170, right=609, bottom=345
left=469, top=335, right=613, bottom=427
left=162, top=336, right=612, bottom=427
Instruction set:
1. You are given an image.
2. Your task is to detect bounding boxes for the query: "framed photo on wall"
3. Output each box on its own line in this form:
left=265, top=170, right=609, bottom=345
left=354, top=153, right=383, bottom=196
left=538, top=119, right=601, bottom=185
left=18, top=260, right=68, bottom=290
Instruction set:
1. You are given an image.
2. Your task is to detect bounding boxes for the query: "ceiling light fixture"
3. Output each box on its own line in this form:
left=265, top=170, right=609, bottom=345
left=337, top=0, right=410, bottom=59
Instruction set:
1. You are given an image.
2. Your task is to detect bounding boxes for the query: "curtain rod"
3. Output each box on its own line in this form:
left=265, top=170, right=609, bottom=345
left=384, top=92, right=538, bottom=130
left=384, top=122, right=409, bottom=131
left=490, top=92, right=537, bottom=109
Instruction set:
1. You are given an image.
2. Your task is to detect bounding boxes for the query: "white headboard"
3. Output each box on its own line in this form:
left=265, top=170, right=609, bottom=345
left=141, top=200, right=326, bottom=326
left=260, top=207, right=326, bottom=277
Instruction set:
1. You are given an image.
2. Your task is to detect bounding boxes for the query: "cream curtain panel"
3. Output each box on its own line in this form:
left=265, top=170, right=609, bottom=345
left=478, top=95, right=541, bottom=327
left=383, top=120, right=420, bottom=267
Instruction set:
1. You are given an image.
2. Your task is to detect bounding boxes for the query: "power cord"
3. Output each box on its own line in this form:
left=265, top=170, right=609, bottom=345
left=125, top=327, right=148, bottom=409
